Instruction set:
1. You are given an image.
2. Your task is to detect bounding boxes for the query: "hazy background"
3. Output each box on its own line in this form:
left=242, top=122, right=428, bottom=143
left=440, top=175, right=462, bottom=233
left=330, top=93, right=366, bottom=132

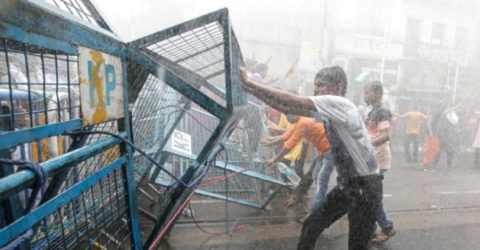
left=94, top=0, right=480, bottom=116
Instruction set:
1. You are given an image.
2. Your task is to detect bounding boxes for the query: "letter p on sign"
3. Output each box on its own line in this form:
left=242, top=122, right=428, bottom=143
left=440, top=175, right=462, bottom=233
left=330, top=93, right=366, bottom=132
left=78, top=47, right=125, bottom=126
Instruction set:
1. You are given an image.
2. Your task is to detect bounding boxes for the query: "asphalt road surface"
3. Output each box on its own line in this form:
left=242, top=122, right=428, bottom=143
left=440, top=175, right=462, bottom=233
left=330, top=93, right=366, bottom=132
left=163, top=149, right=480, bottom=249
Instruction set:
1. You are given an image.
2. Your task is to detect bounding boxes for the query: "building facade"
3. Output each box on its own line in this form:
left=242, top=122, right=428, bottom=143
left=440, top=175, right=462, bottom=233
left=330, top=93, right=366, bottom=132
left=326, top=0, right=480, bottom=113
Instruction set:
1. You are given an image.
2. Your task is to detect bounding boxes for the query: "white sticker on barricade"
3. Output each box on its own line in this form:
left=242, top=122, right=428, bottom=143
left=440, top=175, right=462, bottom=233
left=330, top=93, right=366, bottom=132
left=168, top=129, right=192, bottom=156
left=78, top=47, right=124, bottom=125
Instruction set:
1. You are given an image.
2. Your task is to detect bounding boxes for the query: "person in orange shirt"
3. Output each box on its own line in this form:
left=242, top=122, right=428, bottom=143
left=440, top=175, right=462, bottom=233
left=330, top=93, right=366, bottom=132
left=261, top=115, right=330, bottom=208
left=264, top=89, right=313, bottom=205
left=396, top=106, right=428, bottom=162
left=265, top=111, right=311, bottom=185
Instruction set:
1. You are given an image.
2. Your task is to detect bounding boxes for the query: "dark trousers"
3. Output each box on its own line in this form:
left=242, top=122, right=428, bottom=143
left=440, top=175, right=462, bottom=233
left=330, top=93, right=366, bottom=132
left=294, top=145, right=308, bottom=178
left=295, top=156, right=318, bottom=200
left=404, top=134, right=419, bottom=161
left=432, top=141, right=455, bottom=168
left=297, top=176, right=383, bottom=250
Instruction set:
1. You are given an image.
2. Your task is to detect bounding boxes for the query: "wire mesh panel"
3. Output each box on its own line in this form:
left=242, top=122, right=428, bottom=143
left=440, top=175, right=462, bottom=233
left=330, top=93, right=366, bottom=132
left=150, top=106, right=220, bottom=185
left=146, top=22, right=225, bottom=79
left=132, top=92, right=283, bottom=195
left=174, top=107, right=220, bottom=155
left=39, top=0, right=113, bottom=32
left=0, top=39, right=80, bottom=127
left=30, top=156, right=132, bottom=250
left=0, top=3, right=287, bottom=249
left=167, top=105, right=275, bottom=174
left=225, top=104, right=275, bottom=171
left=60, top=121, right=121, bottom=191
left=0, top=37, right=123, bottom=186
left=156, top=153, right=279, bottom=208
left=151, top=104, right=284, bottom=207
left=130, top=8, right=245, bottom=110
left=199, top=169, right=277, bottom=207
left=0, top=43, right=134, bottom=250
left=0, top=38, right=81, bottom=162
left=130, top=74, right=192, bottom=183
left=144, top=22, right=226, bottom=107
left=126, top=9, right=285, bottom=248
left=131, top=75, right=185, bottom=151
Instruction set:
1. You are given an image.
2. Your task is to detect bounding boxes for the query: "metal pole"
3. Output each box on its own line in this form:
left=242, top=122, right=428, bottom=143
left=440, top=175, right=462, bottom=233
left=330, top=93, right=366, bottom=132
left=452, top=60, right=460, bottom=103
left=446, top=61, right=451, bottom=90
left=120, top=53, right=142, bottom=249
left=380, top=0, right=389, bottom=83
left=322, top=0, right=329, bottom=65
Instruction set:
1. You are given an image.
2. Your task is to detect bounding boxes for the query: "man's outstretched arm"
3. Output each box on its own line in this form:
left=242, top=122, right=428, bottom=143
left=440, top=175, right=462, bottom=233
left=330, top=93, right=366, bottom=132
left=240, top=68, right=316, bottom=116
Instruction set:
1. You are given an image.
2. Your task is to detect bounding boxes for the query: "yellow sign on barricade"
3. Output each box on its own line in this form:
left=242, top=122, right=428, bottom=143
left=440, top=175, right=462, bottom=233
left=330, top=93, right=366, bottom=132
left=78, top=47, right=124, bottom=125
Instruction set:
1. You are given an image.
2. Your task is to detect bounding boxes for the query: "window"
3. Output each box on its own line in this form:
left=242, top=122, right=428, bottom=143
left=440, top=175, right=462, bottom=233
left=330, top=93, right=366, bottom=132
left=354, top=0, right=385, bottom=37
left=404, top=18, right=421, bottom=56
left=455, top=27, right=468, bottom=50
left=431, top=22, right=446, bottom=45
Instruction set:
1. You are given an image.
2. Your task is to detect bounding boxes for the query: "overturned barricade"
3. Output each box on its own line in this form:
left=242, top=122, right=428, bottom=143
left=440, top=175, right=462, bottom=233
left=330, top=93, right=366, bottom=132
left=0, top=1, right=286, bottom=249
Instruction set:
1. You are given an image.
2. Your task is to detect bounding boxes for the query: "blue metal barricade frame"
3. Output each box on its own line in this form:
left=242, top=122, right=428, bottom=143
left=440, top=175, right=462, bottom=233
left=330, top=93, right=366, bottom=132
left=147, top=105, right=285, bottom=209
left=126, top=8, right=263, bottom=248
left=156, top=149, right=284, bottom=209
left=126, top=8, right=287, bottom=249
left=0, top=0, right=142, bottom=248
left=1, top=2, right=288, bottom=249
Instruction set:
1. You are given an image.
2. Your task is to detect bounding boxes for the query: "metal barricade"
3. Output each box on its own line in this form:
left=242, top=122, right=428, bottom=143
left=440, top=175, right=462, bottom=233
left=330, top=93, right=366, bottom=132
left=151, top=106, right=284, bottom=208
left=127, top=9, right=287, bottom=248
left=0, top=1, right=287, bottom=249
left=0, top=0, right=141, bottom=249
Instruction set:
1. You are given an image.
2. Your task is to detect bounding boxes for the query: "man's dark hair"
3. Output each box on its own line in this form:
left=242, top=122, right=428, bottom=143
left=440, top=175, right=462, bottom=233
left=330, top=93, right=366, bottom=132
left=314, top=66, right=348, bottom=96
left=366, top=80, right=383, bottom=96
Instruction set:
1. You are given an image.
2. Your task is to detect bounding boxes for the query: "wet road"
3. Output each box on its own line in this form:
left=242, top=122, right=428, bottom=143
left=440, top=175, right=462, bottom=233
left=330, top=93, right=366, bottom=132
left=163, top=149, right=480, bottom=249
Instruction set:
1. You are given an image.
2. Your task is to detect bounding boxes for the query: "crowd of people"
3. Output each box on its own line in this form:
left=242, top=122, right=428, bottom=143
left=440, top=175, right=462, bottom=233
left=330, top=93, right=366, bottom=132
left=238, top=59, right=480, bottom=249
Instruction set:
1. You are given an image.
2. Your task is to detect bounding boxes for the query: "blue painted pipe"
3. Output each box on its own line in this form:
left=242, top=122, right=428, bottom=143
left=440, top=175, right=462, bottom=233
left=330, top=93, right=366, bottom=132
left=0, top=133, right=125, bottom=200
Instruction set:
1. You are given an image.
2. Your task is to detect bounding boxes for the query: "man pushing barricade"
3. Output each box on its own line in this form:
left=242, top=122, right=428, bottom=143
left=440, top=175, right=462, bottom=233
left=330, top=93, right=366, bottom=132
left=240, top=65, right=383, bottom=250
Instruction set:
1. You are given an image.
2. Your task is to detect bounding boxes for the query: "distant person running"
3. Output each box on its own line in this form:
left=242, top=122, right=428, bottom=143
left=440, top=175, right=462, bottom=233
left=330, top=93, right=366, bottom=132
left=425, top=101, right=459, bottom=170
left=240, top=65, right=382, bottom=250
left=396, top=106, right=428, bottom=163
left=423, top=89, right=475, bottom=171
left=364, top=81, right=396, bottom=244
